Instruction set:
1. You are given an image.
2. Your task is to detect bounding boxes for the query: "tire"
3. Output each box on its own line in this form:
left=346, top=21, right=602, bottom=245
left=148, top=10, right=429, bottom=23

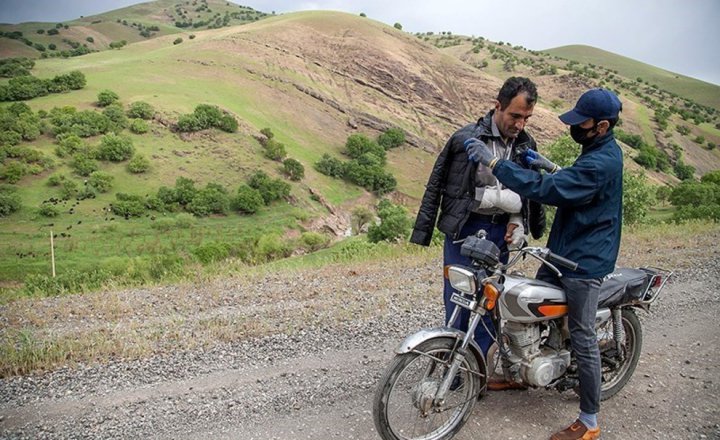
left=574, top=308, right=643, bottom=401
left=373, top=337, right=483, bottom=440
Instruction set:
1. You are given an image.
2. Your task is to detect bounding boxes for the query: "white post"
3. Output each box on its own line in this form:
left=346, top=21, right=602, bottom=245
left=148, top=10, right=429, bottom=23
left=50, top=230, right=56, bottom=278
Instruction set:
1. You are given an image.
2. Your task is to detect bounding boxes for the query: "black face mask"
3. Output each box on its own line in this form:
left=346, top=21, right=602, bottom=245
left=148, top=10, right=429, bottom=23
left=570, top=123, right=598, bottom=146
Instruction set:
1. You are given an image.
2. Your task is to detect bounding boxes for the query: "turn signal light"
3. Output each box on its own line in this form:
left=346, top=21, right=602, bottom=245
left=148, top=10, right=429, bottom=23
left=483, top=283, right=500, bottom=310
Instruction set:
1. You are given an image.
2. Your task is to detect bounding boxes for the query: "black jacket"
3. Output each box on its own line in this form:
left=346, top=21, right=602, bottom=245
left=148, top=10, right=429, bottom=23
left=410, top=110, right=546, bottom=246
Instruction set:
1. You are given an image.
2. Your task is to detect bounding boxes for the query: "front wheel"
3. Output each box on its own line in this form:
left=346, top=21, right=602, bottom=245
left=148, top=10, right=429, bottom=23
left=373, top=337, right=484, bottom=440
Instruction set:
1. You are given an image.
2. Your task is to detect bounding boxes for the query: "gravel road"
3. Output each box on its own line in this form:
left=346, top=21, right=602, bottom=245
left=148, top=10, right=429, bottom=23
left=1, top=244, right=719, bottom=440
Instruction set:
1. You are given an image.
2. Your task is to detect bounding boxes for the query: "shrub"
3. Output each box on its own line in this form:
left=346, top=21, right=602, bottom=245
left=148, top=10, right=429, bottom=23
left=254, top=233, right=291, bottom=263
left=127, top=101, right=155, bottom=119
left=622, top=171, right=655, bottom=225
left=97, top=133, right=134, bottom=161
left=345, top=133, right=386, bottom=163
left=674, top=159, right=695, bottom=181
left=260, top=127, right=274, bottom=139
left=672, top=205, right=720, bottom=223
left=545, top=134, right=580, bottom=167
left=315, top=154, right=344, bottom=177
left=247, top=170, right=290, bottom=204
left=368, top=199, right=412, bottom=243
left=217, top=114, right=238, bottom=132
left=97, top=89, right=119, bottom=107
left=23, top=269, right=110, bottom=296
left=129, top=118, right=149, bottom=134
left=282, top=158, right=304, bottom=181
left=192, top=241, right=230, bottom=264
left=111, top=193, right=146, bottom=217
left=55, top=133, right=83, bottom=157
left=263, top=138, right=287, bottom=161
left=173, top=37, right=183, bottom=45
left=102, top=103, right=128, bottom=132
left=38, top=203, right=60, bottom=217
left=670, top=182, right=719, bottom=207
left=88, top=171, right=113, bottom=192
left=0, top=161, right=26, bottom=183
left=187, top=183, right=230, bottom=216
left=173, top=177, right=197, bottom=205
left=702, top=170, right=720, bottom=186
left=69, top=152, right=98, bottom=176
left=60, top=179, right=78, bottom=199
left=351, top=206, right=374, bottom=234
left=47, top=173, right=66, bottom=186
left=377, top=127, right=406, bottom=150
left=0, top=185, right=22, bottom=216
left=127, top=154, right=150, bottom=173
left=300, top=231, right=329, bottom=251
left=174, top=212, right=196, bottom=228
left=232, top=184, right=263, bottom=214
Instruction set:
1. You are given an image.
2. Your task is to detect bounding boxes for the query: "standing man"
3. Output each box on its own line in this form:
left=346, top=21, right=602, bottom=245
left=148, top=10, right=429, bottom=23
left=410, top=77, right=546, bottom=359
left=464, top=88, right=623, bottom=440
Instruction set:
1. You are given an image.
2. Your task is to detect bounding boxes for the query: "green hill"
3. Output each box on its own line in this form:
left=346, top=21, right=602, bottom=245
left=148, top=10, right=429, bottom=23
left=544, top=45, right=720, bottom=110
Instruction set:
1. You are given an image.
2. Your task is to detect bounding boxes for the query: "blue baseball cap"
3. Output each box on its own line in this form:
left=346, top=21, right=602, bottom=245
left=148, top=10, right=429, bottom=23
left=559, top=88, right=622, bottom=126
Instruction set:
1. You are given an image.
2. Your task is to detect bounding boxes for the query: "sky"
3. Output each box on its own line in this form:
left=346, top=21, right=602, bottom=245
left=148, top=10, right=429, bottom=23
left=1, top=0, right=719, bottom=85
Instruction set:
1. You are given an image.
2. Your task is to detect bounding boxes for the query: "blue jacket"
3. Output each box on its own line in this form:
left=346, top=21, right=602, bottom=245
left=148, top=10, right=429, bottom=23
left=493, top=132, right=623, bottom=279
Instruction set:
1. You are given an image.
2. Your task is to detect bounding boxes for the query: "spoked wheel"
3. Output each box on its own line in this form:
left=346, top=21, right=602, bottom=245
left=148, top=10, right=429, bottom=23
left=373, top=337, right=484, bottom=440
left=599, top=308, right=643, bottom=400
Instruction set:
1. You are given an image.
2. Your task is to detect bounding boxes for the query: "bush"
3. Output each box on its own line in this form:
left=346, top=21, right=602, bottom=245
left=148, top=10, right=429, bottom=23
left=263, top=138, right=287, bottom=161
left=367, top=199, right=412, bottom=243
left=38, top=202, right=60, bottom=217
left=260, top=127, right=274, bottom=139
left=232, top=184, right=264, bottom=214
left=300, top=231, right=329, bottom=251
left=173, top=37, right=183, bottom=45
left=622, top=171, right=655, bottom=225
left=351, top=206, right=374, bottom=234
left=0, top=184, right=22, bottom=216
left=111, top=193, right=146, bottom=217
left=127, top=101, right=155, bottom=119
left=701, top=170, right=720, bottom=186
left=0, top=161, right=26, bottom=183
left=282, top=158, right=304, bottom=181
left=315, top=153, right=344, bottom=177
left=173, top=177, right=197, bottom=205
left=187, top=183, right=230, bottom=216
left=674, top=159, right=695, bottom=181
left=254, top=233, right=291, bottom=263
left=345, top=133, right=386, bottom=163
left=97, top=133, right=134, bottom=161
left=88, top=171, right=113, bottom=192
left=377, top=127, right=406, bottom=150
left=127, top=154, right=150, bottom=173
left=23, top=269, right=110, bottom=296
left=193, top=241, right=230, bottom=264
left=47, top=173, right=66, bottom=186
left=50, top=107, right=109, bottom=137
left=102, top=103, right=128, bottom=132
left=247, top=170, right=290, bottom=204
left=55, top=133, right=83, bottom=157
left=60, top=179, right=78, bottom=199
left=670, top=182, right=719, bottom=208
left=97, top=89, right=119, bottom=107
left=129, top=118, right=149, bottom=134
left=545, top=134, right=580, bottom=167
left=176, top=104, right=238, bottom=133
left=69, top=152, right=98, bottom=176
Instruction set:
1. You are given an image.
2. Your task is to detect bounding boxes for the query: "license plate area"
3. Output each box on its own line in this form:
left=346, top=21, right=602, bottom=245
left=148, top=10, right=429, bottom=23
left=450, top=292, right=475, bottom=310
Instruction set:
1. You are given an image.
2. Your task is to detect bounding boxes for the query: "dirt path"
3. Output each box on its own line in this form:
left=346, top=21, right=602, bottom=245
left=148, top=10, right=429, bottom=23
left=1, top=243, right=719, bottom=439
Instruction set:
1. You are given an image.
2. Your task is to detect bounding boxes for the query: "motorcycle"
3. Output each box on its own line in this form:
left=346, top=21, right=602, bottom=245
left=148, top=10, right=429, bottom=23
left=373, top=230, right=672, bottom=440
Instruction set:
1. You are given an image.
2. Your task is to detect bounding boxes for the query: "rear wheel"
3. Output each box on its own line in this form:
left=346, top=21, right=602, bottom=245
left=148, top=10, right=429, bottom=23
left=599, top=308, right=643, bottom=400
left=373, top=337, right=485, bottom=440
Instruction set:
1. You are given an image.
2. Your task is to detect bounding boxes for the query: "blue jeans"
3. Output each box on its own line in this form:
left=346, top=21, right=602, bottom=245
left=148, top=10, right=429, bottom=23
left=536, top=265, right=602, bottom=414
left=443, top=216, right=509, bottom=355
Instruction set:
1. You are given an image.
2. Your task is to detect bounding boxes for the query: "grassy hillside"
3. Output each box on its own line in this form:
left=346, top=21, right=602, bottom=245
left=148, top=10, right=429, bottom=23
left=545, top=45, right=720, bottom=110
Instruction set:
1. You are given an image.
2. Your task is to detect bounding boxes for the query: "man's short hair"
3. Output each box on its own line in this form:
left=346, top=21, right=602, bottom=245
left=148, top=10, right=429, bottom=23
left=497, top=77, right=538, bottom=110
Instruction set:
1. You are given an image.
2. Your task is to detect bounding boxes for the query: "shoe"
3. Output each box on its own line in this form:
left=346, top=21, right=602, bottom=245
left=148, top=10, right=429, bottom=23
left=486, top=377, right=528, bottom=391
left=549, top=420, right=601, bottom=440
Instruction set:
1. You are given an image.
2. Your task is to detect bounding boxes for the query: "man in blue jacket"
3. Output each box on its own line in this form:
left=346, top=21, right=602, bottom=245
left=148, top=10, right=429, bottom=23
left=464, top=88, right=623, bottom=440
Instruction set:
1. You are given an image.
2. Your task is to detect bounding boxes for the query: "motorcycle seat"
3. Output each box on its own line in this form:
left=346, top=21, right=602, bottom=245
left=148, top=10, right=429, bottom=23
left=597, top=268, right=651, bottom=308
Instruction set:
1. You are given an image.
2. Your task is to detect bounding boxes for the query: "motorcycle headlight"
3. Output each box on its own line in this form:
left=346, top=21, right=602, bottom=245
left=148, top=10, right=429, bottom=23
left=446, top=266, right=477, bottom=294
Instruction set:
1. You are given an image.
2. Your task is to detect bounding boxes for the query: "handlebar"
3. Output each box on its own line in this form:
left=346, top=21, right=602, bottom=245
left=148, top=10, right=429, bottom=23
left=544, top=250, right=579, bottom=271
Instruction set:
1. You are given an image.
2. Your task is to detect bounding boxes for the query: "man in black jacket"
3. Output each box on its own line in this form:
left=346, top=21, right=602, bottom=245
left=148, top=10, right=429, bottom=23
left=410, top=77, right=545, bottom=363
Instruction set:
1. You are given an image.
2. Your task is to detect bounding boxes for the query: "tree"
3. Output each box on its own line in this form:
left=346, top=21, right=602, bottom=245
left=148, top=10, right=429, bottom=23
left=315, top=154, right=344, bottom=177
left=282, top=158, right=304, bottom=181
left=127, top=101, right=155, bottom=119
left=394, top=23, right=403, bottom=30
left=622, top=171, right=655, bottom=225
left=248, top=170, right=290, bottom=204
left=345, top=133, right=386, bottom=163
left=545, top=134, right=580, bottom=167
left=0, top=184, right=22, bottom=216
left=97, top=89, right=119, bottom=107
left=263, top=138, right=286, bottom=161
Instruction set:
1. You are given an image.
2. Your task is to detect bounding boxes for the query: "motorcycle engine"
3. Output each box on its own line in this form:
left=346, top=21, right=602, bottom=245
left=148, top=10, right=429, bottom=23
left=504, top=322, right=571, bottom=387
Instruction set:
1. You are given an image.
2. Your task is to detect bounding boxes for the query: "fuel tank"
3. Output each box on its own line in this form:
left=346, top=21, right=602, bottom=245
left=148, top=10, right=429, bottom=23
left=499, top=275, right=568, bottom=323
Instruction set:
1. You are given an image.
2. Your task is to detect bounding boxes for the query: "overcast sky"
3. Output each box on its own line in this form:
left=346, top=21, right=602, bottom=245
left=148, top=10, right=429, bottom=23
left=1, top=0, right=718, bottom=85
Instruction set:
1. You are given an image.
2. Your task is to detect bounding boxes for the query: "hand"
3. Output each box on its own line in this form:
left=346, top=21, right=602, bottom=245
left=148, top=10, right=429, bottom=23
left=505, top=222, right=526, bottom=250
left=522, top=149, right=561, bottom=173
left=464, top=138, right=497, bottom=168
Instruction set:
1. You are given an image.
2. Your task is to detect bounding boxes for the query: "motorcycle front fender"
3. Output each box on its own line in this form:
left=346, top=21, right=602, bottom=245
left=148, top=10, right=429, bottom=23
left=395, top=327, right=487, bottom=376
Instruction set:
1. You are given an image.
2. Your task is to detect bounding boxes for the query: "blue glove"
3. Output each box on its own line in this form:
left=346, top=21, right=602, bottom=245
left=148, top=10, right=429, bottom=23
left=522, top=149, right=561, bottom=173
left=463, top=138, right=497, bottom=168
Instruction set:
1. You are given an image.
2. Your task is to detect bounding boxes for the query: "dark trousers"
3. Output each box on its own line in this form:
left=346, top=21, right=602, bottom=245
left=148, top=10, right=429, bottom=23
left=536, top=265, right=602, bottom=414
left=443, top=216, right=509, bottom=355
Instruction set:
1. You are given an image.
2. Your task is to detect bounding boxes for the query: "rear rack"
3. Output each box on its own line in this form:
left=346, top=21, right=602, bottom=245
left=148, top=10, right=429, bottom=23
left=637, top=266, right=673, bottom=306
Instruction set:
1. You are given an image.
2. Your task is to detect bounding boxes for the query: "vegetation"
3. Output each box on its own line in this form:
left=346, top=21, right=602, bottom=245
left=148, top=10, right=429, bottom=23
left=177, top=104, right=238, bottom=133
left=367, top=199, right=412, bottom=243
left=0, top=71, right=86, bottom=101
